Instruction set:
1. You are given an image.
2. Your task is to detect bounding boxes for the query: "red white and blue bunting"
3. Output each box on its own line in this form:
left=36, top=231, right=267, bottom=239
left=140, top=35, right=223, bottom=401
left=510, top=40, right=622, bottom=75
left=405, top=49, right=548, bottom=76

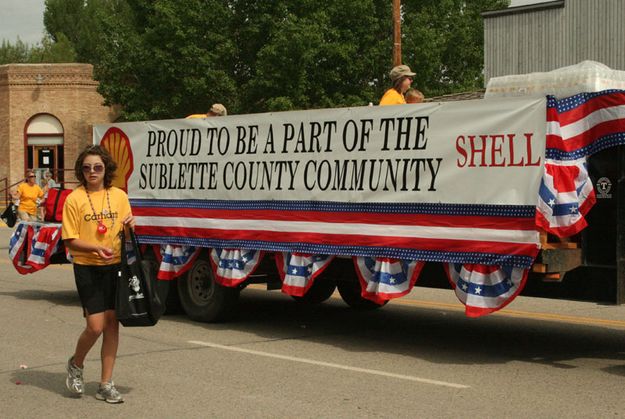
left=275, top=252, right=335, bottom=296
left=154, top=244, right=201, bottom=280
left=209, top=248, right=265, bottom=287
left=353, top=257, right=425, bottom=305
left=9, top=222, right=63, bottom=274
left=444, top=263, right=528, bottom=318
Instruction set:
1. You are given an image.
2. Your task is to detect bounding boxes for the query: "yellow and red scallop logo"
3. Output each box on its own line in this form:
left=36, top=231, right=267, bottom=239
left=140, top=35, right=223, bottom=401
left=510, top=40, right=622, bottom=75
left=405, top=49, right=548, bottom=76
left=100, top=127, right=133, bottom=192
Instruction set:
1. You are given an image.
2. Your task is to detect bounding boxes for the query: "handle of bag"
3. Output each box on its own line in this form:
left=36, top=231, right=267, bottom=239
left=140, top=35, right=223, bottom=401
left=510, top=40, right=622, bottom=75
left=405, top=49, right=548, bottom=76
left=120, top=228, right=143, bottom=265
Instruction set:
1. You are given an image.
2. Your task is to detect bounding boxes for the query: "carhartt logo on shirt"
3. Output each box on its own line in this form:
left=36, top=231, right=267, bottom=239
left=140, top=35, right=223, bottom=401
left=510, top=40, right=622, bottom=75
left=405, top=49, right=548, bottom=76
left=84, top=212, right=119, bottom=222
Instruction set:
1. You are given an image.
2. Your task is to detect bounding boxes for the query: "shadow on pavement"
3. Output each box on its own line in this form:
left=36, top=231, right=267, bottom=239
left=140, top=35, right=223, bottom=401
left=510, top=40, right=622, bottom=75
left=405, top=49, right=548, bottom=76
left=163, top=288, right=625, bottom=375
left=9, top=369, right=132, bottom=398
left=0, top=289, right=79, bottom=308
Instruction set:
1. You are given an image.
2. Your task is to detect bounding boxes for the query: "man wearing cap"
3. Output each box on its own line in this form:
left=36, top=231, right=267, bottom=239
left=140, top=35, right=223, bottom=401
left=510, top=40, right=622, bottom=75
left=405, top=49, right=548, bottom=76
left=185, top=103, right=228, bottom=119
left=379, top=65, right=416, bottom=106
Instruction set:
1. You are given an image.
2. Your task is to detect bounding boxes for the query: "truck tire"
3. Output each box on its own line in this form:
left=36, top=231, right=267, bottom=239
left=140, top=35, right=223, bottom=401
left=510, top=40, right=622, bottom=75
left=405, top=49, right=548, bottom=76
left=291, top=277, right=337, bottom=304
left=142, top=246, right=183, bottom=314
left=177, top=250, right=239, bottom=322
left=336, top=280, right=388, bottom=310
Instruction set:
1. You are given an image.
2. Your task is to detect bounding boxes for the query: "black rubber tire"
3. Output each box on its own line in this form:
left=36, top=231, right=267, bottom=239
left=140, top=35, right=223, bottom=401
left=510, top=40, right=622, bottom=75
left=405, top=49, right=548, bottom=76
left=291, top=277, right=337, bottom=304
left=177, top=250, right=239, bottom=322
left=336, top=280, right=388, bottom=310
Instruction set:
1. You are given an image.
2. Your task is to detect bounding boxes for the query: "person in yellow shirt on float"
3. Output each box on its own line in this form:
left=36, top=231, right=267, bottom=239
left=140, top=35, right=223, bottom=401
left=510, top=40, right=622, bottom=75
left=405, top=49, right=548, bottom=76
left=379, top=65, right=417, bottom=106
left=12, top=170, right=44, bottom=221
left=185, top=103, right=228, bottom=119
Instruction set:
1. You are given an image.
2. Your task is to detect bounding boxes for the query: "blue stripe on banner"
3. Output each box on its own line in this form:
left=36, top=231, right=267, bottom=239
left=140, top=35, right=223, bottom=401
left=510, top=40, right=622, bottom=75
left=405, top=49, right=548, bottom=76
left=456, top=276, right=513, bottom=298
left=538, top=179, right=556, bottom=205
left=31, top=246, right=46, bottom=258
left=130, top=199, right=535, bottom=218
left=547, top=90, right=625, bottom=113
left=538, top=178, right=582, bottom=216
left=453, top=265, right=515, bottom=298
left=545, top=133, right=625, bottom=160
left=9, top=224, right=25, bottom=250
left=137, top=235, right=536, bottom=268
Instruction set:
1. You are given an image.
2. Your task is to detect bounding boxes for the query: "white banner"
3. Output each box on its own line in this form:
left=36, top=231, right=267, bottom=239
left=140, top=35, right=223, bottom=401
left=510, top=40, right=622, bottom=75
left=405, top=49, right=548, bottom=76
left=94, top=97, right=546, bottom=206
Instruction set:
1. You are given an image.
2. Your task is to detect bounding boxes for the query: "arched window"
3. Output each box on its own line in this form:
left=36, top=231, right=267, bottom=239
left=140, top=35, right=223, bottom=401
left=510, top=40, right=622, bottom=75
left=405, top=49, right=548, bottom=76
left=24, top=114, right=65, bottom=183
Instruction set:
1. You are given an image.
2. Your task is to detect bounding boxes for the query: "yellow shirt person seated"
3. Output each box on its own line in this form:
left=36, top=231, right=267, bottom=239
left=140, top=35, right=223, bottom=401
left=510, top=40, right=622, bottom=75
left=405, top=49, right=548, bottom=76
left=185, top=103, right=228, bottom=119
left=379, top=65, right=416, bottom=106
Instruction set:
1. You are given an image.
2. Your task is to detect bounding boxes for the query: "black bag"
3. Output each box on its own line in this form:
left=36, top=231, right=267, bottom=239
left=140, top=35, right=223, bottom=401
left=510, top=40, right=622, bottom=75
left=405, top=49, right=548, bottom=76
left=1, top=202, right=17, bottom=227
left=115, top=229, right=163, bottom=327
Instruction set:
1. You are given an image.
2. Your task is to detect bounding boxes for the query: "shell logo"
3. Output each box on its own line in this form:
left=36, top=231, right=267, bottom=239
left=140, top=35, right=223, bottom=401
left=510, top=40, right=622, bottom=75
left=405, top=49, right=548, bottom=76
left=100, top=127, right=134, bottom=192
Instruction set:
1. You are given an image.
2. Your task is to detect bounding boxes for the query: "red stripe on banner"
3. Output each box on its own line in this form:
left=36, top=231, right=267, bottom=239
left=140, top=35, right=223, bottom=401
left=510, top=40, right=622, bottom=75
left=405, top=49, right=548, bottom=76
left=545, top=164, right=580, bottom=193
left=535, top=209, right=588, bottom=237
left=556, top=93, right=625, bottom=126
left=136, top=225, right=539, bottom=258
left=469, top=264, right=501, bottom=274
left=546, top=133, right=564, bottom=149
left=133, top=207, right=537, bottom=231
left=550, top=119, right=625, bottom=151
left=546, top=106, right=559, bottom=122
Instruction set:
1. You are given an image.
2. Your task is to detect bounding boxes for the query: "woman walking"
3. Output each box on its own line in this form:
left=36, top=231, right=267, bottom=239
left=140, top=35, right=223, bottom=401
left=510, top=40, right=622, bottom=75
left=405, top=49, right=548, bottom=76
left=12, top=170, right=44, bottom=221
left=62, top=145, right=135, bottom=403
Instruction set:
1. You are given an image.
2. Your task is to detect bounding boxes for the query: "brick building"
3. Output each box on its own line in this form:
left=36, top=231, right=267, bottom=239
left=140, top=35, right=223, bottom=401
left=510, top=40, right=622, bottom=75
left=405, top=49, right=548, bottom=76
left=0, top=63, right=117, bottom=193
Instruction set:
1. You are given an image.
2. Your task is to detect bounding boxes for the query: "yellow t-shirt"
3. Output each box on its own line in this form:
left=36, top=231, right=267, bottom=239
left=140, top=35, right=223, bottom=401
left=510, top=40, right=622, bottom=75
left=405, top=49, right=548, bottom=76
left=379, top=88, right=406, bottom=106
left=62, top=186, right=132, bottom=265
left=186, top=114, right=206, bottom=119
left=17, top=183, right=44, bottom=215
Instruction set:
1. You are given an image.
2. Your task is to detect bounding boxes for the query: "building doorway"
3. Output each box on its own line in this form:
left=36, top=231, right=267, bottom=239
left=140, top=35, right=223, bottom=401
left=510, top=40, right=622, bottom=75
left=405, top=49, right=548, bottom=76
left=25, top=114, right=64, bottom=185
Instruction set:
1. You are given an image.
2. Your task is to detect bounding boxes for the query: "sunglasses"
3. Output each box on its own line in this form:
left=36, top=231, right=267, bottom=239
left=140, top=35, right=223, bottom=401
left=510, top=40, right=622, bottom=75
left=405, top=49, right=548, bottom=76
left=82, top=164, right=105, bottom=173
left=27, top=175, right=35, bottom=178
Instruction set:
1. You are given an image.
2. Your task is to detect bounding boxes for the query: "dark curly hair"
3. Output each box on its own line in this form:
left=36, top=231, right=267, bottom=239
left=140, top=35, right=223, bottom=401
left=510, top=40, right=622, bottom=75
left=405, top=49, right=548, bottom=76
left=74, top=145, right=117, bottom=188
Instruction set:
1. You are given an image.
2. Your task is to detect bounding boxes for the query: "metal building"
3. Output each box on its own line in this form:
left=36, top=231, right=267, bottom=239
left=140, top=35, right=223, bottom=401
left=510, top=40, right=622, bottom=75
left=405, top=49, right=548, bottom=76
left=483, top=0, right=625, bottom=84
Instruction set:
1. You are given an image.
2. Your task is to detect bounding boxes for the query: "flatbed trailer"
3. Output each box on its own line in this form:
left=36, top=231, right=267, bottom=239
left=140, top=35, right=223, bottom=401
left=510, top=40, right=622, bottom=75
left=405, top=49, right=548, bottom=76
left=8, top=89, right=625, bottom=322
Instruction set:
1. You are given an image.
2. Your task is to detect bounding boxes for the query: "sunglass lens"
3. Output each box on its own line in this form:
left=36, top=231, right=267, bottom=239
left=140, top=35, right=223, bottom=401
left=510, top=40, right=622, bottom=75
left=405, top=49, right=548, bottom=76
left=83, top=165, right=104, bottom=173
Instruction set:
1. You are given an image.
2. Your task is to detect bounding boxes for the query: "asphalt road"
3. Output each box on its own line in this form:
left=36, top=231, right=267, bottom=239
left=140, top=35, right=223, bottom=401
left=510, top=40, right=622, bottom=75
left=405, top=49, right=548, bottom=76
left=1, top=226, right=625, bottom=418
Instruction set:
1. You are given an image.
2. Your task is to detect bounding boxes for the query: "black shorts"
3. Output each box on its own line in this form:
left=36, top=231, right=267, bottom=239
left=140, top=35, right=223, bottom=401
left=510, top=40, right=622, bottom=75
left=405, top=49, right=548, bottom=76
left=73, top=263, right=120, bottom=316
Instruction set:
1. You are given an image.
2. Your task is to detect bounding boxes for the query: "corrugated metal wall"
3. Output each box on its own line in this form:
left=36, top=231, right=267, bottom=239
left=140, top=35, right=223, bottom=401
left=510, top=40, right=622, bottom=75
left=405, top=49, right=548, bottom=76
left=484, top=0, right=625, bottom=83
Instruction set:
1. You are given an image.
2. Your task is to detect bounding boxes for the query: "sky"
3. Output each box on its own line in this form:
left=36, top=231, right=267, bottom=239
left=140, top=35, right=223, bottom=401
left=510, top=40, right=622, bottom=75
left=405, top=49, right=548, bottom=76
left=0, top=0, right=552, bottom=45
left=0, top=0, right=46, bottom=45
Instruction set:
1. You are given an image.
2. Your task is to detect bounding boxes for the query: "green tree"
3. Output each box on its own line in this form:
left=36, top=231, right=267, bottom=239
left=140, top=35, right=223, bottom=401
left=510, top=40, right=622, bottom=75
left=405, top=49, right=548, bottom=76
left=29, top=34, right=77, bottom=63
left=0, top=39, right=31, bottom=64
left=44, top=0, right=109, bottom=64
left=95, top=0, right=237, bottom=120
left=402, top=0, right=509, bottom=96
left=0, top=35, right=76, bottom=65
left=40, top=0, right=509, bottom=117
left=234, top=0, right=391, bottom=112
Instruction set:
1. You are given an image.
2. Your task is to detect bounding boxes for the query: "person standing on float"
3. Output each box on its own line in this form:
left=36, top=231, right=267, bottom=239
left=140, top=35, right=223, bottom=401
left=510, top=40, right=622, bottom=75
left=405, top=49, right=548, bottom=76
left=62, top=145, right=135, bottom=403
left=379, top=64, right=417, bottom=106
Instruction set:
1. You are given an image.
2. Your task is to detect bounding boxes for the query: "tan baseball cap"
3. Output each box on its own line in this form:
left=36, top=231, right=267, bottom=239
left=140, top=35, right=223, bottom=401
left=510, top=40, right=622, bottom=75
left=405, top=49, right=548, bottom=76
left=389, top=65, right=416, bottom=82
left=208, top=103, right=227, bottom=116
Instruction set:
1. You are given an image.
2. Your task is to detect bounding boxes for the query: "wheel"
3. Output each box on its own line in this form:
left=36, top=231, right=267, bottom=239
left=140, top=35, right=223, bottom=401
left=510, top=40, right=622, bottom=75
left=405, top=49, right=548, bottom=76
left=142, top=246, right=183, bottom=314
left=336, top=280, right=388, bottom=310
left=177, top=250, right=239, bottom=322
left=291, top=277, right=337, bottom=304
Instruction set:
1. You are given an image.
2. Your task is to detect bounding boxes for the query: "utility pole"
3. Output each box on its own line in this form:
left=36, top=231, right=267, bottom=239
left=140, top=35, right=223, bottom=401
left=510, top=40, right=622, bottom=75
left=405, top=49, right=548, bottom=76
left=392, top=0, right=402, bottom=66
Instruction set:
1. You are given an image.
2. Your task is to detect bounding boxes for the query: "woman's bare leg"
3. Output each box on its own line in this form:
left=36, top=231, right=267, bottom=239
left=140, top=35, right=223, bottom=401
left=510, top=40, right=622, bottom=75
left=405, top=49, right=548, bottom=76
left=100, top=310, right=119, bottom=383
